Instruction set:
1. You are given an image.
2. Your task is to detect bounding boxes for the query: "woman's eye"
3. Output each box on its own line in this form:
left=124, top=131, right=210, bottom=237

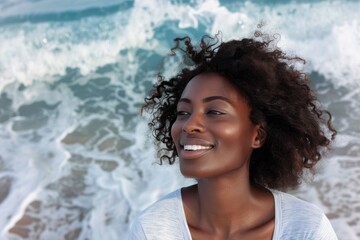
left=207, top=110, right=224, bottom=115
left=176, top=111, right=190, bottom=116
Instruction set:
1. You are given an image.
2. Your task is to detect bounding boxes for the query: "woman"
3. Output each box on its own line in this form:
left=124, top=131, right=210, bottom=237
left=129, top=32, right=338, bottom=239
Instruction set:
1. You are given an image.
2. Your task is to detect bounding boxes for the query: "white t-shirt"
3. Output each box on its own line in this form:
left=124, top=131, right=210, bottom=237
left=129, top=189, right=338, bottom=240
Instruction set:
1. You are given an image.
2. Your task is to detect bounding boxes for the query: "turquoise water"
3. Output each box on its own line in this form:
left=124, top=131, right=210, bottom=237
left=0, top=0, right=360, bottom=239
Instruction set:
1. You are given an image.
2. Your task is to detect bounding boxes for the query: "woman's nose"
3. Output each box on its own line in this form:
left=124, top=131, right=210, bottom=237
left=182, top=112, right=205, bottom=133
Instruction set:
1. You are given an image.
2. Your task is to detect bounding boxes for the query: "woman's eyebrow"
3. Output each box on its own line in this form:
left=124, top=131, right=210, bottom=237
left=203, top=96, right=231, bottom=103
left=178, top=96, right=231, bottom=104
left=178, top=98, right=191, bottom=104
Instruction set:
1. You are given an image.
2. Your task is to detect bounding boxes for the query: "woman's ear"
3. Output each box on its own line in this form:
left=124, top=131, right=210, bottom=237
left=253, top=125, right=267, bottom=148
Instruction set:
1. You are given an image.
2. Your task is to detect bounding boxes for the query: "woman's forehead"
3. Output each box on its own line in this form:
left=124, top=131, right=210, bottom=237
left=181, top=72, right=243, bottom=102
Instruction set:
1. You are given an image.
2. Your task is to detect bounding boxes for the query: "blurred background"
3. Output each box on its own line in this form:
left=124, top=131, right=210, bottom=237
left=0, top=0, right=359, bottom=239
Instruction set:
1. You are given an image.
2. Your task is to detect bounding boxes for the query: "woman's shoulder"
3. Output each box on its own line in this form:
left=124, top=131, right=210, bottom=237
left=137, top=189, right=181, bottom=220
left=273, top=190, right=324, bottom=214
left=129, top=188, right=188, bottom=240
left=272, top=190, right=338, bottom=239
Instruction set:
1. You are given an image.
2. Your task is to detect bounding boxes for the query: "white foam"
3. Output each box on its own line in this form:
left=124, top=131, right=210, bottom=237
left=1, top=0, right=360, bottom=91
left=0, top=79, right=77, bottom=236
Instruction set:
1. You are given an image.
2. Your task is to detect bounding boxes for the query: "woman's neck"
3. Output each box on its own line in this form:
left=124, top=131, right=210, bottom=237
left=182, top=173, right=274, bottom=238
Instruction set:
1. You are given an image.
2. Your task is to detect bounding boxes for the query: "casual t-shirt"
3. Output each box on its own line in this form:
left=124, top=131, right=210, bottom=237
left=128, top=189, right=338, bottom=240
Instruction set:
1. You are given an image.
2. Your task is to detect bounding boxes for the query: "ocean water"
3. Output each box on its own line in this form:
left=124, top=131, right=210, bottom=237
left=0, top=0, right=359, bottom=239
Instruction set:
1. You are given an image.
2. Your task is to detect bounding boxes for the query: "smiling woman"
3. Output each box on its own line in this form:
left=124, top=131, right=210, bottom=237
left=172, top=73, right=260, bottom=180
left=129, top=31, right=338, bottom=240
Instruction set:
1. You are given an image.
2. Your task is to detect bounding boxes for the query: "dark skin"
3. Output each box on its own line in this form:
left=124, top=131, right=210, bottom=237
left=182, top=185, right=275, bottom=240
left=171, top=73, right=275, bottom=239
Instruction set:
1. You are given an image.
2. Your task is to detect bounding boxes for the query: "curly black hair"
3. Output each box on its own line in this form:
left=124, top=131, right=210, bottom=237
left=142, top=31, right=336, bottom=190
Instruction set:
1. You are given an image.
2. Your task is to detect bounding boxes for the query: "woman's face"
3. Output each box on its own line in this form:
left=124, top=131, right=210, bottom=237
left=171, top=72, right=261, bottom=179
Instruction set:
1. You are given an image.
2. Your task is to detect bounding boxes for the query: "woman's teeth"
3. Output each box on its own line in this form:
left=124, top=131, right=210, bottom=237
left=183, top=145, right=212, bottom=151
